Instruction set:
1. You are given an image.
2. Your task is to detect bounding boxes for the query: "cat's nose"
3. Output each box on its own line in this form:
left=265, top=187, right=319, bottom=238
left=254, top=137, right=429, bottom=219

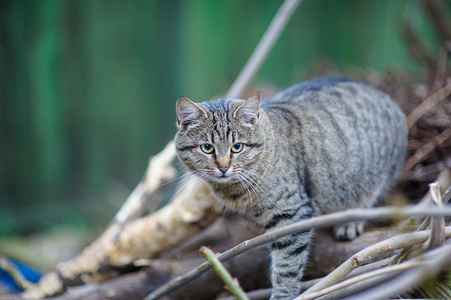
left=217, top=157, right=230, bottom=174
left=218, top=165, right=230, bottom=174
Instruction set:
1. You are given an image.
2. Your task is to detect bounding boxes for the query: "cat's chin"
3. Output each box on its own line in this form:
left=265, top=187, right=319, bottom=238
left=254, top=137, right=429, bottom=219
left=208, top=175, right=238, bottom=185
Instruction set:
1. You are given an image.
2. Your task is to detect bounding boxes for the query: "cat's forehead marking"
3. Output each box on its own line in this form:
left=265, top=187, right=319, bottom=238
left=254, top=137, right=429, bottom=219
left=204, top=99, right=236, bottom=143
left=203, top=99, right=234, bottom=117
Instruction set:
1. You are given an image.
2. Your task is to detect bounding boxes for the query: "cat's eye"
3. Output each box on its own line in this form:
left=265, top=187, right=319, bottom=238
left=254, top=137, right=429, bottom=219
left=231, top=143, right=244, bottom=153
left=200, top=143, right=214, bottom=154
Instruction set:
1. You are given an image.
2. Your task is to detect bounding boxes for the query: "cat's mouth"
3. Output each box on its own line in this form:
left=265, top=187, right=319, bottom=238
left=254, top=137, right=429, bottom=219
left=197, top=168, right=240, bottom=184
left=214, top=173, right=233, bottom=181
left=208, top=170, right=238, bottom=183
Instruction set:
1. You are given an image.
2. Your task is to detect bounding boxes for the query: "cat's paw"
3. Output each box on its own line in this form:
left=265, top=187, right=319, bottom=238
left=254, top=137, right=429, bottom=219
left=333, top=222, right=364, bottom=241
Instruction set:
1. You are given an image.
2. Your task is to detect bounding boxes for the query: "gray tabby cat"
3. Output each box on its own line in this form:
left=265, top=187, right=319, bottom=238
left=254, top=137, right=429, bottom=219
left=174, top=77, right=407, bottom=300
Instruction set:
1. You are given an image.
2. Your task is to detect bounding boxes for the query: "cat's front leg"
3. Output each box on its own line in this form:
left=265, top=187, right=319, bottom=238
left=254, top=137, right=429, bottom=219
left=269, top=230, right=313, bottom=300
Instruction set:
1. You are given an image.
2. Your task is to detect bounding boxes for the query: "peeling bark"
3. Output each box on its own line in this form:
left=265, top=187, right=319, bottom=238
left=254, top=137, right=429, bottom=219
left=44, top=225, right=403, bottom=300
left=22, top=150, right=222, bottom=299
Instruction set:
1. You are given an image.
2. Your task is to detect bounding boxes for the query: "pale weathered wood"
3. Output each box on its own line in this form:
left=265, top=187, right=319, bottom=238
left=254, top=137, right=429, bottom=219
left=45, top=218, right=404, bottom=300
left=21, top=175, right=222, bottom=299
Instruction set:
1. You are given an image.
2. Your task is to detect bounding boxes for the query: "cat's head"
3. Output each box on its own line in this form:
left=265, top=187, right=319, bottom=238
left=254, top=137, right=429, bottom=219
left=175, top=93, right=266, bottom=184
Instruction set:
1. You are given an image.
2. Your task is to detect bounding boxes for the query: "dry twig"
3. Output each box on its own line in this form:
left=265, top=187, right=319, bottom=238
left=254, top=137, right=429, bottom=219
left=300, top=227, right=451, bottom=298
left=394, top=173, right=451, bottom=264
left=426, top=182, right=445, bottom=250
left=345, top=244, right=451, bottom=300
left=20, top=1, right=305, bottom=298
left=406, top=82, right=451, bottom=129
left=0, top=255, right=35, bottom=291
left=22, top=172, right=222, bottom=299
left=113, top=141, right=177, bottom=223
left=14, top=1, right=451, bottom=299
left=226, top=0, right=303, bottom=98
left=404, top=128, right=451, bottom=171
left=145, top=206, right=451, bottom=300
left=295, top=260, right=427, bottom=300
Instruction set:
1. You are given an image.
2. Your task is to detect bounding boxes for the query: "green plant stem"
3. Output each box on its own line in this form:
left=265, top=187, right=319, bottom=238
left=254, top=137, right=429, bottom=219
left=199, top=246, right=249, bottom=300
left=145, top=206, right=451, bottom=300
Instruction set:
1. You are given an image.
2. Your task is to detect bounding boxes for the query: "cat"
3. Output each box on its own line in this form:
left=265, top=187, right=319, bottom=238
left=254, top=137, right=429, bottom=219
left=174, top=77, right=407, bottom=300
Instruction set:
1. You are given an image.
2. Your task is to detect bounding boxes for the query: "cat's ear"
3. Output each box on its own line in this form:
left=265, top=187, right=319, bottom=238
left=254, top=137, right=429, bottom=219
left=233, top=92, right=262, bottom=125
left=176, top=97, right=208, bottom=129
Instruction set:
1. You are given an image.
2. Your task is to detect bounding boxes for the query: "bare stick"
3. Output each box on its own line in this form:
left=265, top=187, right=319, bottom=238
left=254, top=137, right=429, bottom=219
left=423, top=0, right=451, bottom=41
left=22, top=179, right=222, bottom=300
left=393, top=173, right=451, bottom=264
left=117, top=0, right=304, bottom=223
left=434, top=42, right=451, bottom=89
left=113, top=0, right=303, bottom=231
left=114, top=141, right=176, bottom=223
left=218, top=279, right=320, bottom=300
left=226, top=0, right=303, bottom=98
left=404, top=128, right=451, bottom=171
left=0, top=254, right=35, bottom=291
left=301, top=227, right=451, bottom=297
left=444, top=184, right=451, bottom=205
left=413, top=169, right=451, bottom=208
left=219, top=289, right=272, bottom=300
left=426, top=182, right=445, bottom=250
left=199, top=246, right=249, bottom=300
left=145, top=206, right=451, bottom=300
left=345, top=244, right=451, bottom=300
left=295, top=260, right=427, bottom=300
left=113, top=0, right=304, bottom=225
left=406, top=82, right=451, bottom=128
left=23, top=0, right=306, bottom=297
left=397, top=170, right=451, bottom=233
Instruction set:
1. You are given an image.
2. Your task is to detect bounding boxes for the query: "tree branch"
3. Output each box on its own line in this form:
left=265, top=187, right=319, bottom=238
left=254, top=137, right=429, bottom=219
left=0, top=255, right=35, bottom=291
left=300, top=227, right=451, bottom=298
left=19, top=1, right=304, bottom=298
left=406, top=82, right=451, bottom=129
left=345, top=244, right=451, bottom=300
left=295, top=260, right=427, bottom=300
left=21, top=179, right=222, bottom=299
left=145, top=206, right=451, bottom=300
left=226, top=0, right=303, bottom=98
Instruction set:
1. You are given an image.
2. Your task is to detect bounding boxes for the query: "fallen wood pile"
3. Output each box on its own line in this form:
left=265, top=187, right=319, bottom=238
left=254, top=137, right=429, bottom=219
left=5, top=0, right=451, bottom=298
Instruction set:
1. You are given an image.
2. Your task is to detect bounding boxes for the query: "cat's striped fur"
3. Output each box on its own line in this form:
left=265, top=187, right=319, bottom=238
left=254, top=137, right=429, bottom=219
left=175, top=77, right=407, bottom=299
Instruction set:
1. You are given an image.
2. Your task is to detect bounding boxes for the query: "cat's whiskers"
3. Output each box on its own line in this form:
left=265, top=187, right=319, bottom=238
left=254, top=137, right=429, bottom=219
left=235, top=174, right=255, bottom=210
left=162, top=168, right=202, bottom=186
left=167, top=169, right=208, bottom=203
left=237, top=173, right=265, bottom=213
left=236, top=169, right=271, bottom=211
left=239, top=169, right=270, bottom=196
left=242, top=168, right=280, bottom=208
left=240, top=168, right=270, bottom=184
left=190, top=172, right=210, bottom=191
left=241, top=175, right=265, bottom=212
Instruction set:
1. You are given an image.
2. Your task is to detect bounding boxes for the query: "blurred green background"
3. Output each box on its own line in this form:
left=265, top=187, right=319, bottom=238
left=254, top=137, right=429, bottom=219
left=0, top=0, right=445, bottom=238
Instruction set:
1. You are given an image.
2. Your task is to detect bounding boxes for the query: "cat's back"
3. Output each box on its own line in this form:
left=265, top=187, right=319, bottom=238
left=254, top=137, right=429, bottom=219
left=261, top=77, right=406, bottom=146
left=261, top=77, right=407, bottom=213
left=262, top=77, right=399, bottom=118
